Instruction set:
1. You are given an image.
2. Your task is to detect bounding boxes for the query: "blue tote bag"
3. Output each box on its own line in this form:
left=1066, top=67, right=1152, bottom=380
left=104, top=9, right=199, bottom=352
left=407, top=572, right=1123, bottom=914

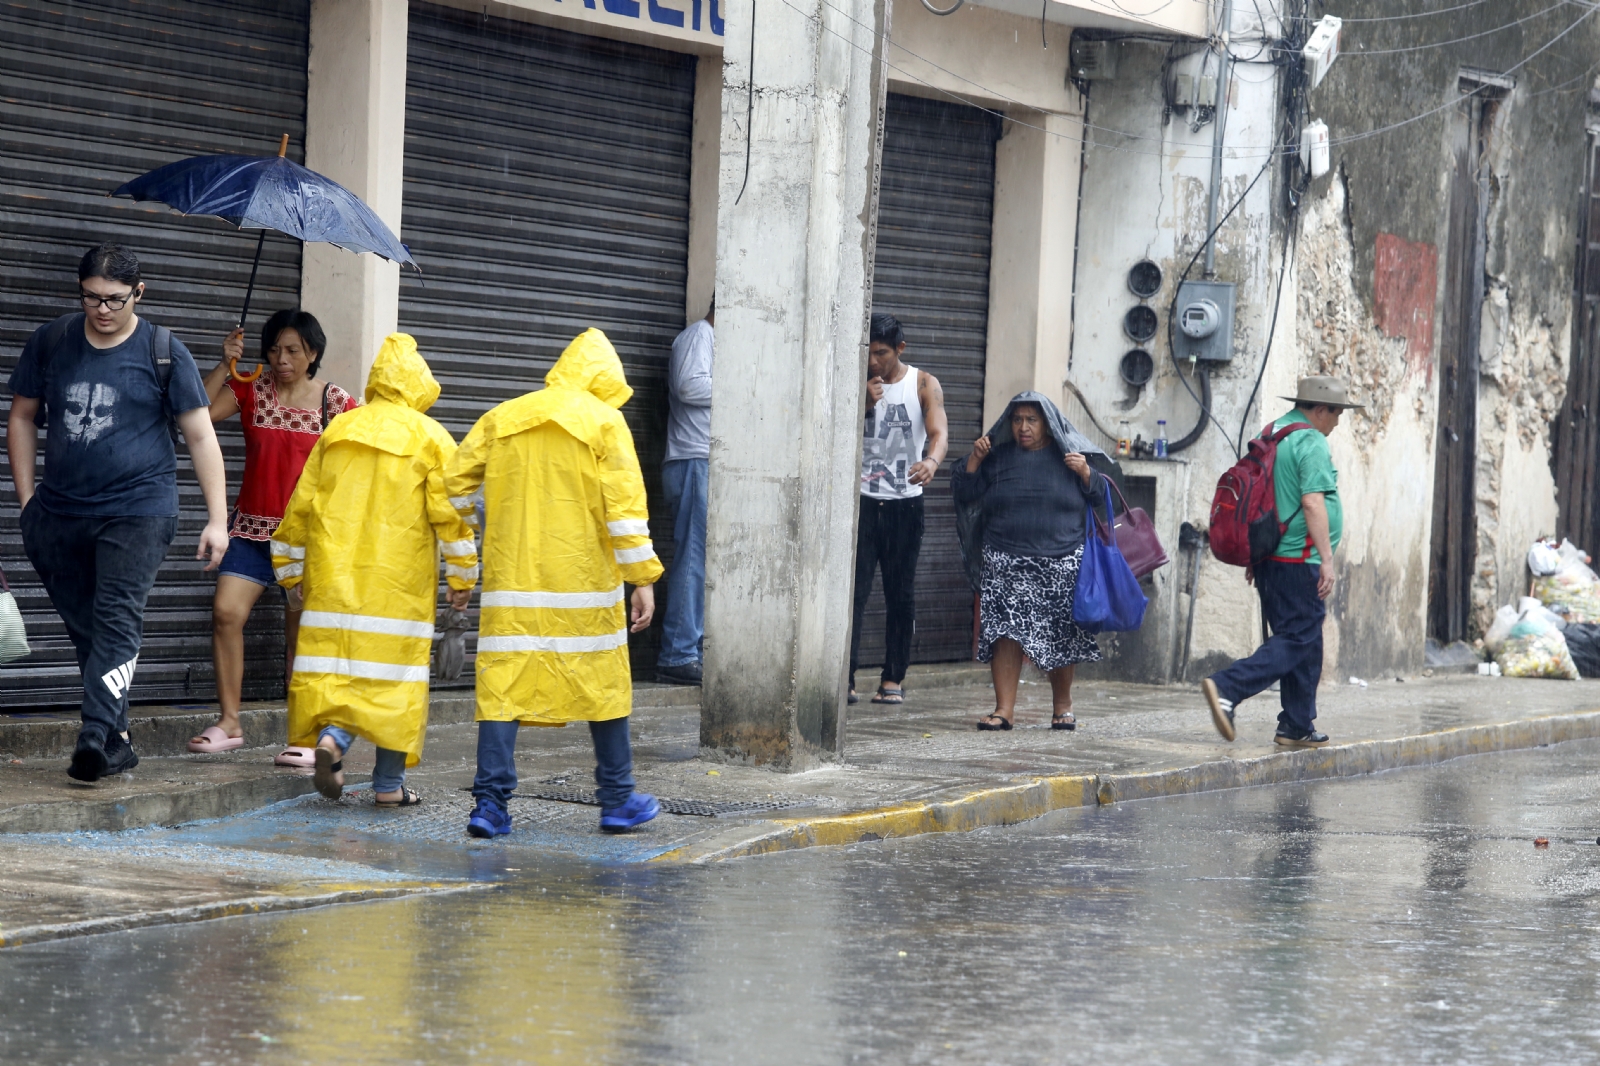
left=1074, top=481, right=1148, bottom=633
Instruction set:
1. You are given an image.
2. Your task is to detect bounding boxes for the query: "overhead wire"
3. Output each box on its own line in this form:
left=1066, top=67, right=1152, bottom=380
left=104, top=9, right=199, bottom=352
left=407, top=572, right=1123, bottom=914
left=1341, top=0, right=1576, bottom=57
left=782, top=0, right=1600, bottom=163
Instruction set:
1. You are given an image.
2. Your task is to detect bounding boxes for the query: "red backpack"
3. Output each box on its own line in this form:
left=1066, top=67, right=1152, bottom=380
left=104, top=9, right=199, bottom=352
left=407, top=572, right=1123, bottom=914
left=1208, top=420, right=1313, bottom=567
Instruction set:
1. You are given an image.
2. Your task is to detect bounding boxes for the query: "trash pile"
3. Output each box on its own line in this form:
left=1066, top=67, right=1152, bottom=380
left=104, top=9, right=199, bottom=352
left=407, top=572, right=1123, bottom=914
left=1484, top=539, right=1600, bottom=680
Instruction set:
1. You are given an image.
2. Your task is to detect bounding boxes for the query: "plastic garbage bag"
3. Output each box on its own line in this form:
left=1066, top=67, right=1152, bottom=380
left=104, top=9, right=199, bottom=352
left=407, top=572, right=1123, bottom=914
left=1484, top=605, right=1520, bottom=653
left=1528, top=540, right=1562, bottom=577
left=1530, top=545, right=1600, bottom=623
left=1562, top=622, right=1600, bottom=678
left=1495, top=606, right=1581, bottom=680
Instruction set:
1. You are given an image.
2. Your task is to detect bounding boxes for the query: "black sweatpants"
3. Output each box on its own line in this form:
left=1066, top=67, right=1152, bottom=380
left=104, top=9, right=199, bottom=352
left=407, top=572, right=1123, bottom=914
left=849, top=495, right=924, bottom=689
left=20, top=502, right=176, bottom=745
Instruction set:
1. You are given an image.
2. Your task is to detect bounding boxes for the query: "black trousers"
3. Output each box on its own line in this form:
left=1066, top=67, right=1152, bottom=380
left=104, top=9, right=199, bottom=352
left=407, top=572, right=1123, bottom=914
left=19, top=502, right=176, bottom=744
left=849, top=495, right=924, bottom=688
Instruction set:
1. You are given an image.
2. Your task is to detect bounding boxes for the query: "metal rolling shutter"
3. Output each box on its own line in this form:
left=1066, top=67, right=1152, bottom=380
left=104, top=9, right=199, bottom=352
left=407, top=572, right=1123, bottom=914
left=0, top=0, right=309, bottom=707
left=400, top=4, right=696, bottom=682
left=858, top=93, right=1000, bottom=670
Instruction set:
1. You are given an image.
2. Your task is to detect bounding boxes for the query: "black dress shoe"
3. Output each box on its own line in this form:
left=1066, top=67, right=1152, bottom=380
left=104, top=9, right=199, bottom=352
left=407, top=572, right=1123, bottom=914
left=67, top=735, right=109, bottom=782
left=1274, top=728, right=1329, bottom=748
left=656, top=660, right=703, bottom=686
left=104, top=731, right=140, bottom=774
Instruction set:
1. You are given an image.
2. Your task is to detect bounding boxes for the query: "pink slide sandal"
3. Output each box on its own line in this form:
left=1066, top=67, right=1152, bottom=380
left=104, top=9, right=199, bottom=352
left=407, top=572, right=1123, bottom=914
left=273, top=746, right=318, bottom=768
left=188, top=726, right=244, bottom=754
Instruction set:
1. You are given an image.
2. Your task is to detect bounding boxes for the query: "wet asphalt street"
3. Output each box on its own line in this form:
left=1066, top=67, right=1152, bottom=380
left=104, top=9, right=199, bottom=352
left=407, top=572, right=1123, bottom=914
left=6, top=741, right=1600, bottom=1065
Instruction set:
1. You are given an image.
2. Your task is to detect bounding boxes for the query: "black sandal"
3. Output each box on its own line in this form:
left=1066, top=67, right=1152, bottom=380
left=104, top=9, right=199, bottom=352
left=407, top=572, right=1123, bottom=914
left=313, top=745, right=344, bottom=801
left=871, top=686, right=904, bottom=705
left=976, top=713, right=1013, bottom=731
left=1051, top=713, right=1076, bottom=731
left=375, top=786, right=422, bottom=808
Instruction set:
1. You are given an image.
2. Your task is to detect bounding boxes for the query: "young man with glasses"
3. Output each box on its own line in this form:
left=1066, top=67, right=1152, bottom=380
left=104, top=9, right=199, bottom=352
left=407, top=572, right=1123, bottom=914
left=6, top=243, right=228, bottom=782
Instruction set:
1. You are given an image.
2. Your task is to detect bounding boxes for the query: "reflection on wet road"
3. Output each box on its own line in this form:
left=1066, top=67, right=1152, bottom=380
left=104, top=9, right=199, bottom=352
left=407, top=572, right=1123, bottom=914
left=6, top=741, right=1600, bottom=1064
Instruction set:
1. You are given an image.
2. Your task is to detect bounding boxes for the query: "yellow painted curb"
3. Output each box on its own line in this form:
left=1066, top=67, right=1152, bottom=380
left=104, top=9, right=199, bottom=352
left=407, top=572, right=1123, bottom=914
left=1097, top=710, right=1600, bottom=804
left=652, top=774, right=1098, bottom=863
left=651, top=710, right=1600, bottom=865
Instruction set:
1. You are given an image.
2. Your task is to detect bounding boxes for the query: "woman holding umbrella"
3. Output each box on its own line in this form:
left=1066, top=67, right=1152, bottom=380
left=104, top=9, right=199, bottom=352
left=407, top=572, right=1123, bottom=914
left=186, top=309, right=356, bottom=758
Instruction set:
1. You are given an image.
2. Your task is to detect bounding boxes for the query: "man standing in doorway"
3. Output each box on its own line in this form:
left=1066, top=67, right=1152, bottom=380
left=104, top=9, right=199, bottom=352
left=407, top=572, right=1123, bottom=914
left=849, top=313, right=948, bottom=705
left=657, top=299, right=713, bottom=686
left=1202, top=376, right=1362, bottom=748
left=6, top=243, right=229, bottom=781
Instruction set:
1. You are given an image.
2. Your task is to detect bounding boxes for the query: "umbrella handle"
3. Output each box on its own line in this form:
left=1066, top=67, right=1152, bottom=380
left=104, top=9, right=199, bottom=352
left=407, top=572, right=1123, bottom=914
left=229, top=356, right=263, bottom=383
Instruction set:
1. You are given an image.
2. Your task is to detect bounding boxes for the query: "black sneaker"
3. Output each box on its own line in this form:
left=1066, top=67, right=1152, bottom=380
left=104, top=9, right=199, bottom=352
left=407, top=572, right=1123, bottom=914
left=1274, top=727, right=1329, bottom=749
left=104, top=731, right=140, bottom=775
left=656, top=660, right=702, bottom=686
left=66, top=734, right=110, bottom=783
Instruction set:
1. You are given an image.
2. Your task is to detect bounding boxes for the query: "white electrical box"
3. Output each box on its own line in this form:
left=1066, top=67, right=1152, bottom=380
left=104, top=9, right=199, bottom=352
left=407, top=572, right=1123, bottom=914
left=1301, top=119, right=1330, bottom=179
left=1303, top=15, right=1341, bottom=89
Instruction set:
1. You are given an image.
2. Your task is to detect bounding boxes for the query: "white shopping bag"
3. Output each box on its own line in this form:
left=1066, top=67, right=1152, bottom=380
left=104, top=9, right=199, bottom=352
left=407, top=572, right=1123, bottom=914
left=0, top=563, right=29, bottom=664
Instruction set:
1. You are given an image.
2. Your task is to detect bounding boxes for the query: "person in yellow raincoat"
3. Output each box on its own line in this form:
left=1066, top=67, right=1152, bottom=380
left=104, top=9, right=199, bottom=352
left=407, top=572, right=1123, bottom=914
left=444, top=327, right=664, bottom=837
left=271, top=333, right=477, bottom=807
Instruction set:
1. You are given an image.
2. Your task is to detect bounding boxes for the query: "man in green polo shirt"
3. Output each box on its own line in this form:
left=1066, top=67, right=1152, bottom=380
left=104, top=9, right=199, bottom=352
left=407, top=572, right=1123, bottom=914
left=1202, top=376, right=1362, bottom=748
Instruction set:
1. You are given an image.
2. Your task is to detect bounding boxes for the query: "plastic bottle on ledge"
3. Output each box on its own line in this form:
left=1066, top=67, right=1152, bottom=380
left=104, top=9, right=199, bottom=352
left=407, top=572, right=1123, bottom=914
left=1117, top=420, right=1132, bottom=458
left=1154, top=420, right=1168, bottom=459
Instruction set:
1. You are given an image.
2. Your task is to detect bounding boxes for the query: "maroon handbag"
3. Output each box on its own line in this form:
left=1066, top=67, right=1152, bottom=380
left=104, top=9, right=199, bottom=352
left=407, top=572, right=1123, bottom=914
left=1104, top=477, right=1169, bottom=579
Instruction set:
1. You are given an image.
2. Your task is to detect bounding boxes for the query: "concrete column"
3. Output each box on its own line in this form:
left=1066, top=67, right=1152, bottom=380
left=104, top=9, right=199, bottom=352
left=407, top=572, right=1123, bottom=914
left=982, top=108, right=1083, bottom=426
left=300, top=0, right=409, bottom=396
left=685, top=53, right=722, bottom=324
left=700, top=0, right=890, bottom=767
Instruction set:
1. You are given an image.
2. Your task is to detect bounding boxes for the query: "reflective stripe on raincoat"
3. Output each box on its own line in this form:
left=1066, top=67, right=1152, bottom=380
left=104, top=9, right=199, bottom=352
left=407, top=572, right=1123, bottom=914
left=271, top=334, right=477, bottom=763
left=444, top=328, right=663, bottom=725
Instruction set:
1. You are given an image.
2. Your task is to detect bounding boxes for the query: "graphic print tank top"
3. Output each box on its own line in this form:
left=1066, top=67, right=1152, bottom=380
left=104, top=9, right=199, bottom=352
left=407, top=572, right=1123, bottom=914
left=860, top=365, right=928, bottom=500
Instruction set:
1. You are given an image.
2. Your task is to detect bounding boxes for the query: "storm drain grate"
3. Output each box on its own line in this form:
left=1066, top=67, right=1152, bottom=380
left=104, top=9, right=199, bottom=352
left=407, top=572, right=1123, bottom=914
left=482, top=787, right=808, bottom=818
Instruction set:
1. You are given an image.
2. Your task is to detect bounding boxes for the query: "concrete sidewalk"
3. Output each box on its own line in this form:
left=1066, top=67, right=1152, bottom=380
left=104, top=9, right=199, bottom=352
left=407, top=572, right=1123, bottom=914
left=3, top=666, right=1597, bottom=852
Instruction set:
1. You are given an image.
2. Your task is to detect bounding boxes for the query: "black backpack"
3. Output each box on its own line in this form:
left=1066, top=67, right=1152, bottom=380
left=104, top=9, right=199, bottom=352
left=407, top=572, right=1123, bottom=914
left=31, top=312, right=178, bottom=441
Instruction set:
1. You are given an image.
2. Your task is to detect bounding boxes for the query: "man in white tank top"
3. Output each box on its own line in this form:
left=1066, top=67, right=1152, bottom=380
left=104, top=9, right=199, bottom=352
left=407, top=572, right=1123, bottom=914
left=850, top=313, right=948, bottom=705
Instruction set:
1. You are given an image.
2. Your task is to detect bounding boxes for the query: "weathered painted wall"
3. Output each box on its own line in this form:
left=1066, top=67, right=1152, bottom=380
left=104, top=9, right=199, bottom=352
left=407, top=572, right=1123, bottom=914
left=1069, top=0, right=1600, bottom=685
left=1070, top=4, right=1283, bottom=680
left=1299, top=0, right=1597, bottom=665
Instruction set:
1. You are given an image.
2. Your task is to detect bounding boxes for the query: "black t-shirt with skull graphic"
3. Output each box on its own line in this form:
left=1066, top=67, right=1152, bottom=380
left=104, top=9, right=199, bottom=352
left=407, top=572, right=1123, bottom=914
left=8, top=317, right=208, bottom=516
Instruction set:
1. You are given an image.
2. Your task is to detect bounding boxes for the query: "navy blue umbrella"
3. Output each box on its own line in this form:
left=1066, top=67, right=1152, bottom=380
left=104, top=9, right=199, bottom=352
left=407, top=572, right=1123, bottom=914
left=114, top=135, right=416, bottom=336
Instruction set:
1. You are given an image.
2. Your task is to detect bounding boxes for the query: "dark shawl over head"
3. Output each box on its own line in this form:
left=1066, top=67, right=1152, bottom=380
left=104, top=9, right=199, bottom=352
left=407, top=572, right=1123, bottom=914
left=953, top=391, right=1123, bottom=591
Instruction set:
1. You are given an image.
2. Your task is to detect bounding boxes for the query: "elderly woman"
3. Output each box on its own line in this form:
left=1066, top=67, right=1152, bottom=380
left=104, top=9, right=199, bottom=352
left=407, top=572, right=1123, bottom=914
left=187, top=309, right=357, bottom=758
left=952, top=392, right=1112, bottom=731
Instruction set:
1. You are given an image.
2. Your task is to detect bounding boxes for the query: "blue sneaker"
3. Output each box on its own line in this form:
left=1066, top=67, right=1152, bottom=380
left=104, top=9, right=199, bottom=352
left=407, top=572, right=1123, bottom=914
left=600, top=791, right=660, bottom=833
left=467, top=798, right=512, bottom=838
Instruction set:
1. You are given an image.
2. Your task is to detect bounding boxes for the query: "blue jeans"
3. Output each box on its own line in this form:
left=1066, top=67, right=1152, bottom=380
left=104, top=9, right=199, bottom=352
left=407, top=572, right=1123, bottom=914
left=319, top=725, right=407, bottom=794
left=1209, top=560, right=1325, bottom=734
left=472, top=718, right=635, bottom=810
left=660, top=458, right=708, bottom=667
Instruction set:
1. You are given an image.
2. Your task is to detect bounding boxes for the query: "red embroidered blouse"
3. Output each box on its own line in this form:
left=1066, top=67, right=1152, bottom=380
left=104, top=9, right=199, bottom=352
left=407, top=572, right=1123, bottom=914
left=227, top=376, right=358, bottom=541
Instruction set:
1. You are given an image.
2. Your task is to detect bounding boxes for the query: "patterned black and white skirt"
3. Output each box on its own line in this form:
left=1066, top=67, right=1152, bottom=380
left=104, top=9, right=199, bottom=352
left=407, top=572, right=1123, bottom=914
left=977, top=545, right=1102, bottom=672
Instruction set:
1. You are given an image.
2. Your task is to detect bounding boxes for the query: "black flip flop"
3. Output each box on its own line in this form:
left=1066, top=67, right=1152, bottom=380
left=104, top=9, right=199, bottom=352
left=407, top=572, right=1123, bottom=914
left=847, top=690, right=860, bottom=705
left=375, top=786, right=422, bottom=808
left=313, top=745, right=344, bottom=800
left=871, top=686, right=905, bottom=705
left=976, top=713, right=1013, bottom=731
left=1051, top=714, right=1076, bottom=731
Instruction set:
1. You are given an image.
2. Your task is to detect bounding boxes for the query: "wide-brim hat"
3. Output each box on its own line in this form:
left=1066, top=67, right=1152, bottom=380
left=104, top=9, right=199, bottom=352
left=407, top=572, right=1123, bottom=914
left=1281, top=375, right=1364, bottom=410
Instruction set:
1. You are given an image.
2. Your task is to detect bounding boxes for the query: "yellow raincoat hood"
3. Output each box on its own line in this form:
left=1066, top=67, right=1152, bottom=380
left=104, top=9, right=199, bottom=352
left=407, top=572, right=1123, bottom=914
left=544, top=328, right=632, bottom=409
left=365, top=333, right=441, bottom=411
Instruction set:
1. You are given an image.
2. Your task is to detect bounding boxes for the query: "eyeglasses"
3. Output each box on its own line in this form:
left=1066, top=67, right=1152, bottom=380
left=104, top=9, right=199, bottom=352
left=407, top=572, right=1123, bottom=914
left=80, top=291, right=136, bottom=311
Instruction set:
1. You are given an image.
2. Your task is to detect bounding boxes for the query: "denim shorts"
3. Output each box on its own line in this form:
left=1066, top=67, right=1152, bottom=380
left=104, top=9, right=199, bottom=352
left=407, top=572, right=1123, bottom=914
left=217, top=537, right=276, bottom=587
